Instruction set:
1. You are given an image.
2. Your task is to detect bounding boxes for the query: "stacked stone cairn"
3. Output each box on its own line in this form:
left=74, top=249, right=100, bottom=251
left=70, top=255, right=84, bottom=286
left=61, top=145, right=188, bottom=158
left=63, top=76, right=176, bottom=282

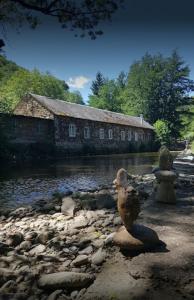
left=112, top=168, right=161, bottom=251
left=154, top=146, right=177, bottom=204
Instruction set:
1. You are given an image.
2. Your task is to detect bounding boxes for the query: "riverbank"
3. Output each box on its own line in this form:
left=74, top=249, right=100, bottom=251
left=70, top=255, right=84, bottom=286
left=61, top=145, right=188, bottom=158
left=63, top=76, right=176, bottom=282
left=0, top=173, right=193, bottom=299
left=0, top=152, right=160, bottom=209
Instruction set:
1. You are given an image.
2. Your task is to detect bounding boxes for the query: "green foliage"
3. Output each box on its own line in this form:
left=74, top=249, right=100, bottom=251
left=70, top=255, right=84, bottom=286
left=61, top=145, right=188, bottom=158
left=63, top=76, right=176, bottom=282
left=153, top=120, right=171, bottom=146
left=0, top=56, right=85, bottom=112
left=89, top=79, right=122, bottom=112
left=191, top=141, right=194, bottom=153
left=0, top=55, right=22, bottom=86
left=179, top=97, right=194, bottom=143
left=0, top=68, right=69, bottom=112
left=64, top=90, right=84, bottom=105
left=91, top=72, right=106, bottom=96
left=124, top=51, right=194, bottom=138
left=88, top=51, right=194, bottom=139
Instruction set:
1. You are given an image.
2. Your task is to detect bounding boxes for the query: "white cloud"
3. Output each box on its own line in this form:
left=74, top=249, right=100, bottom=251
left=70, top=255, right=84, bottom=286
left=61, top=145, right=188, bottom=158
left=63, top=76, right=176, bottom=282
left=67, top=76, right=90, bottom=89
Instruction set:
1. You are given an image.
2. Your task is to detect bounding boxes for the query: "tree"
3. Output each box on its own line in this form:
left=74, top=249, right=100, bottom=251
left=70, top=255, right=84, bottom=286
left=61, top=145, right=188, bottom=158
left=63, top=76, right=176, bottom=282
left=116, top=71, right=127, bottom=89
left=0, top=68, right=69, bottom=112
left=0, top=0, right=124, bottom=49
left=153, top=120, right=171, bottom=146
left=124, top=51, right=194, bottom=138
left=89, top=79, right=122, bottom=112
left=0, top=55, right=22, bottom=87
left=180, top=97, right=194, bottom=143
left=64, top=90, right=84, bottom=105
left=90, top=72, right=106, bottom=96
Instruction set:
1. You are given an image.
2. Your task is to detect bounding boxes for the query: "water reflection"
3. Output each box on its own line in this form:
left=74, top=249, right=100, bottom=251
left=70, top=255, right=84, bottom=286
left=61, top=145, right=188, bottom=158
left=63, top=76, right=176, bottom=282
left=0, top=153, right=159, bottom=208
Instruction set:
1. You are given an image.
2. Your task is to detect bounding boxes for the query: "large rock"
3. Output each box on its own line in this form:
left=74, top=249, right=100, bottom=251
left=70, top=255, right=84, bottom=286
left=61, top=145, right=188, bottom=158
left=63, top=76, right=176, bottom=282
left=0, top=242, right=13, bottom=255
left=61, top=197, right=76, bottom=217
left=29, top=244, right=46, bottom=256
left=38, top=272, right=95, bottom=290
left=75, top=191, right=116, bottom=210
left=113, top=225, right=161, bottom=251
left=91, top=248, right=106, bottom=265
left=6, top=232, right=24, bottom=247
left=72, top=255, right=89, bottom=266
left=37, top=231, right=54, bottom=244
left=72, top=215, right=88, bottom=229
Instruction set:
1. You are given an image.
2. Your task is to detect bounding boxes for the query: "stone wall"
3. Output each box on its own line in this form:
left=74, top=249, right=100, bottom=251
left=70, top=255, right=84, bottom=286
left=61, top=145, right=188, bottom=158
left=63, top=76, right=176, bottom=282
left=1, top=114, right=54, bottom=144
left=14, top=95, right=54, bottom=119
left=54, top=116, right=153, bottom=155
left=0, top=114, right=55, bottom=160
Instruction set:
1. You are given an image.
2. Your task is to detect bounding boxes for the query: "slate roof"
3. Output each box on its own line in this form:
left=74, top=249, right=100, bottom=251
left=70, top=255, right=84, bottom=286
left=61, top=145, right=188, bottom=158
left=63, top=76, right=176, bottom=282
left=29, top=93, right=153, bottom=130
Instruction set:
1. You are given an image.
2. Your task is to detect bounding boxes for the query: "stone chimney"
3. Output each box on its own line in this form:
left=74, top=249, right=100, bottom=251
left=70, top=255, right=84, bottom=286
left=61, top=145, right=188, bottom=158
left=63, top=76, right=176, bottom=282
left=140, top=114, right=143, bottom=125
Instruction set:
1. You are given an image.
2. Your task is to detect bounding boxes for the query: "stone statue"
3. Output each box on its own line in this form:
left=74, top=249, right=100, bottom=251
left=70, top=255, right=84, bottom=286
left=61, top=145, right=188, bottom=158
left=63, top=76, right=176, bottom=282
left=113, top=168, right=140, bottom=232
left=158, top=146, right=173, bottom=170
left=113, top=168, right=161, bottom=251
left=155, top=146, right=177, bottom=203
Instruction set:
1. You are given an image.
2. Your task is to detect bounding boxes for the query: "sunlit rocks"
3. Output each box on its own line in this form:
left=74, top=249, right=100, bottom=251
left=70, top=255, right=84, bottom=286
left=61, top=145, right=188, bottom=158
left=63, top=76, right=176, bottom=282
left=38, top=272, right=95, bottom=290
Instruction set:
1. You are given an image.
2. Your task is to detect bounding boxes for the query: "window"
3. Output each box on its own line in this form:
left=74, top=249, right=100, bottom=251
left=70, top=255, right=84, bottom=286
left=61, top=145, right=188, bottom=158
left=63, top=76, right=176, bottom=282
left=121, top=131, right=125, bottom=141
left=84, top=126, right=90, bottom=139
left=108, top=129, right=113, bottom=139
left=99, top=128, right=104, bottom=139
left=128, top=130, right=132, bottom=141
left=69, top=124, right=76, bottom=137
left=135, top=132, right=138, bottom=141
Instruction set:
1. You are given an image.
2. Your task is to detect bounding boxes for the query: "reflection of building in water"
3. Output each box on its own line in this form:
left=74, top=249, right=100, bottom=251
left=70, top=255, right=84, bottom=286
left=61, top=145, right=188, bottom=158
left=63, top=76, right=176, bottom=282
left=1, top=93, right=154, bottom=157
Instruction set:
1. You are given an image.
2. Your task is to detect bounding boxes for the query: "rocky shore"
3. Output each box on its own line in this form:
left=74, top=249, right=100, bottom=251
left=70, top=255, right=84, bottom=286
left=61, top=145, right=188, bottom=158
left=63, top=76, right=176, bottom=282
left=0, top=173, right=193, bottom=300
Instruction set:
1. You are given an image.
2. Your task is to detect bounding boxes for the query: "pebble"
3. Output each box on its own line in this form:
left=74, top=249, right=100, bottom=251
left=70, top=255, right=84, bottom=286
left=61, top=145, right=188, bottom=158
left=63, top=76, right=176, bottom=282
left=29, top=244, right=46, bottom=256
left=72, top=255, right=89, bottom=266
left=91, top=248, right=106, bottom=265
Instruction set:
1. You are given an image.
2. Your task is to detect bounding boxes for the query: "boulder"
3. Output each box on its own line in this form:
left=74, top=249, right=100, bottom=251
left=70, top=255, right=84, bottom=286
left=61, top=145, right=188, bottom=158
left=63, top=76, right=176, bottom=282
left=61, top=197, right=76, bottom=217
left=72, top=215, right=88, bottom=229
left=0, top=242, right=13, bottom=255
left=75, top=191, right=116, bottom=210
left=37, top=231, right=54, bottom=245
left=38, top=272, right=95, bottom=290
left=19, top=241, right=31, bottom=251
left=72, top=255, right=89, bottom=267
left=47, top=290, right=63, bottom=300
left=6, top=232, right=24, bottom=247
left=29, top=244, right=46, bottom=256
left=113, top=225, right=161, bottom=251
left=91, top=248, right=106, bottom=265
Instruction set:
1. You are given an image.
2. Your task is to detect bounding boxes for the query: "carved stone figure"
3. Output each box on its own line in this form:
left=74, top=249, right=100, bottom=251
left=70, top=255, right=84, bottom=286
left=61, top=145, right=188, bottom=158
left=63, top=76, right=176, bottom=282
left=113, top=168, right=140, bottom=232
left=155, top=146, right=177, bottom=203
left=158, top=146, right=173, bottom=170
left=113, top=168, right=161, bottom=251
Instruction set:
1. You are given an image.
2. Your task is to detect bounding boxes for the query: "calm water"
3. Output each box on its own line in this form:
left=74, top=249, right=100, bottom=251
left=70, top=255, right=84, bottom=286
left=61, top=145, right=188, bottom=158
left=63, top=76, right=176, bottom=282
left=0, top=153, right=159, bottom=208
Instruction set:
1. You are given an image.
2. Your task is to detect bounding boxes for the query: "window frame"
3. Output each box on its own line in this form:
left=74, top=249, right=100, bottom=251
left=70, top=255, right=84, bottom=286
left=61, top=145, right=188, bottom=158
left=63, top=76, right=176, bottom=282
left=69, top=123, right=76, bottom=137
left=84, top=126, right=90, bottom=139
left=99, top=128, right=105, bottom=139
left=108, top=129, right=113, bottom=140
left=121, top=130, right=125, bottom=141
left=127, top=130, right=132, bottom=141
left=135, top=132, right=138, bottom=142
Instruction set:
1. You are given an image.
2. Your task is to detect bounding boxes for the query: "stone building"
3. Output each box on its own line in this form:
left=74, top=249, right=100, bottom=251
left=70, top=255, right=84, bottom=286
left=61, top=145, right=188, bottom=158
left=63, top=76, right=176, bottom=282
left=3, top=93, right=154, bottom=157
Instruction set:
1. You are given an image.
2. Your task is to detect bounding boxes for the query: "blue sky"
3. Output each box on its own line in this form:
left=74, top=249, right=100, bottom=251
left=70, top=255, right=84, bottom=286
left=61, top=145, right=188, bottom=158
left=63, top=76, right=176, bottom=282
left=3, top=0, right=194, bottom=102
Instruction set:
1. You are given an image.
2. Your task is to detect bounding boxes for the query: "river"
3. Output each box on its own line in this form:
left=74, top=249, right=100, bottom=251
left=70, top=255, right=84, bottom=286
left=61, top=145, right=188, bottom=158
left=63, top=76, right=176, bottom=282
left=0, top=152, right=159, bottom=208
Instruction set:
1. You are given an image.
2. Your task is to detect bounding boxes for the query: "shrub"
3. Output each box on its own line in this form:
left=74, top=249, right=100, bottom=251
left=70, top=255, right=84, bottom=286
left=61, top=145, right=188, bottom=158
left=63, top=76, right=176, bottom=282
left=153, top=120, right=171, bottom=146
